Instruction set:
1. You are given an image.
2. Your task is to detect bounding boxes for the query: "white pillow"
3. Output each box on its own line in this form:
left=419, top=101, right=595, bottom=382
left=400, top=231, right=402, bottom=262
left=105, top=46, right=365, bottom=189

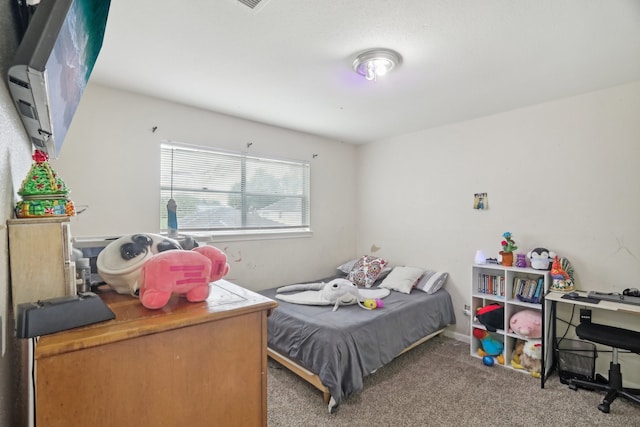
left=378, top=266, right=426, bottom=294
left=337, top=259, right=359, bottom=274
left=415, top=270, right=449, bottom=294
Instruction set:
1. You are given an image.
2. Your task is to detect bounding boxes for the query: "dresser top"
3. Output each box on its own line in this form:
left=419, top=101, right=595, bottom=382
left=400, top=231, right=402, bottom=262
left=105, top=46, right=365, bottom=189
left=34, top=280, right=277, bottom=359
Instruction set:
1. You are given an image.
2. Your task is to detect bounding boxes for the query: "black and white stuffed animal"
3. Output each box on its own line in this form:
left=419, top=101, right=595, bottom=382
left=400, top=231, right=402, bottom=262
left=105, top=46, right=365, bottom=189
left=526, top=247, right=556, bottom=270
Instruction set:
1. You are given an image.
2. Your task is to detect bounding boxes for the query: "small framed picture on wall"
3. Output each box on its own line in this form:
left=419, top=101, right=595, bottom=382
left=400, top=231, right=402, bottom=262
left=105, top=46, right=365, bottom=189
left=474, top=193, right=488, bottom=210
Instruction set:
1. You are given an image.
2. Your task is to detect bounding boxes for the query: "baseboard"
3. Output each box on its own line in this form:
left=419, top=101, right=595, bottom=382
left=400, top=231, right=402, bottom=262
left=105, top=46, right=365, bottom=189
left=444, top=330, right=470, bottom=344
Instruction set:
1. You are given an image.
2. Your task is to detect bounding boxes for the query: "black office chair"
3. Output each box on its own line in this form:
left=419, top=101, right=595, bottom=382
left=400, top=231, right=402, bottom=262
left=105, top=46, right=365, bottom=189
left=568, top=323, right=640, bottom=413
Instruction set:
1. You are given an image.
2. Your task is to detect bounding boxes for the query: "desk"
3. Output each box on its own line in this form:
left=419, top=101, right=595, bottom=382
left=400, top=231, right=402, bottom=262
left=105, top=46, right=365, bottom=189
left=542, top=290, right=640, bottom=388
left=25, top=280, right=278, bottom=427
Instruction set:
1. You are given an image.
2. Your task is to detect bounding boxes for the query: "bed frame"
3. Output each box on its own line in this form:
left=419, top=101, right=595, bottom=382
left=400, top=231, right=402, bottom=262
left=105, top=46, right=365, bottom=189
left=267, top=327, right=446, bottom=404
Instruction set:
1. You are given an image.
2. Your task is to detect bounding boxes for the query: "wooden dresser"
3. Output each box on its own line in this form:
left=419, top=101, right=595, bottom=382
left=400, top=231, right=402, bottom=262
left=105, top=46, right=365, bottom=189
left=29, top=280, right=277, bottom=427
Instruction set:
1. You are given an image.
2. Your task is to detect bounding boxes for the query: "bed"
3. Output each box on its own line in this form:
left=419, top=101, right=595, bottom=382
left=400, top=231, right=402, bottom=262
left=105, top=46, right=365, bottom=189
left=259, top=268, right=456, bottom=412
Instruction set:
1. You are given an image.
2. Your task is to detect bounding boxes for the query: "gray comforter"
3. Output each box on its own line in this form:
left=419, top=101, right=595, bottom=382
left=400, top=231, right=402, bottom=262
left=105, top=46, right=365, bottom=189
left=260, top=277, right=456, bottom=409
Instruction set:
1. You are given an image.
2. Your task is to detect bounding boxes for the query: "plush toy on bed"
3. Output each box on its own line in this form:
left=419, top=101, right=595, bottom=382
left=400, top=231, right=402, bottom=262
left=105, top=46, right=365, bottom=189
left=139, top=245, right=230, bottom=309
left=363, top=298, right=384, bottom=309
left=275, top=278, right=390, bottom=311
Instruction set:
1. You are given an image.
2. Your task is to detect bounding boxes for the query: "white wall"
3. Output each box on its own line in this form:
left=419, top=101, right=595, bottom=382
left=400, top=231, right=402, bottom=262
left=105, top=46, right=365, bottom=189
left=0, top=3, right=37, bottom=425
left=53, top=84, right=358, bottom=289
left=55, top=81, right=640, bottom=385
left=356, top=81, right=640, bottom=384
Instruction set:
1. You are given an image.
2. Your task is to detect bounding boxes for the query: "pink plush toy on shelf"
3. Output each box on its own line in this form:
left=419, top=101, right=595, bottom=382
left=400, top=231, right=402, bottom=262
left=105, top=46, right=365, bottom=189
left=509, top=309, right=542, bottom=339
left=139, top=245, right=230, bottom=310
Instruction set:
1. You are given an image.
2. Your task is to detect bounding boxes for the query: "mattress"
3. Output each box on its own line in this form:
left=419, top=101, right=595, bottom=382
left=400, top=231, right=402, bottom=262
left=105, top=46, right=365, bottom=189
left=259, top=276, right=456, bottom=408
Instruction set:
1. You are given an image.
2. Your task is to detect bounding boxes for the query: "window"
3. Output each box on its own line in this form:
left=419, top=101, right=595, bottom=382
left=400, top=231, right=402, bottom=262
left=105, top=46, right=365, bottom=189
left=160, top=142, right=310, bottom=234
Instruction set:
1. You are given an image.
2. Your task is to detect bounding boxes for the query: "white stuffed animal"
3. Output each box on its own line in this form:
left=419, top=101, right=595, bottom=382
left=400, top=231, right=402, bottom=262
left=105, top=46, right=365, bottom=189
left=512, top=339, right=542, bottom=378
left=320, top=278, right=364, bottom=311
left=275, top=278, right=390, bottom=311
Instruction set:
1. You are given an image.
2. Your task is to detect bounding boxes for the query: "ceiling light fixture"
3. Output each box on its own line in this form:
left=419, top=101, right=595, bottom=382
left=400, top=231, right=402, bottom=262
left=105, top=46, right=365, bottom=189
left=352, top=48, right=402, bottom=81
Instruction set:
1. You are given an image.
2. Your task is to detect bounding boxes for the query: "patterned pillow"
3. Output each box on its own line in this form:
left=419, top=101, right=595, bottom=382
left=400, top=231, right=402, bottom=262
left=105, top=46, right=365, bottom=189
left=347, top=255, right=388, bottom=288
left=338, top=259, right=392, bottom=283
left=414, top=270, right=449, bottom=294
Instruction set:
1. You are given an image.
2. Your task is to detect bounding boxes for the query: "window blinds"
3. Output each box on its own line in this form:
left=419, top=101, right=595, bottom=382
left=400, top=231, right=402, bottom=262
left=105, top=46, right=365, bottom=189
left=160, top=143, right=310, bottom=232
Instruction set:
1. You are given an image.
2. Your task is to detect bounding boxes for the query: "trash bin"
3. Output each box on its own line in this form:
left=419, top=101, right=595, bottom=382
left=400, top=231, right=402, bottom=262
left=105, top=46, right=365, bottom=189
left=556, top=338, right=597, bottom=385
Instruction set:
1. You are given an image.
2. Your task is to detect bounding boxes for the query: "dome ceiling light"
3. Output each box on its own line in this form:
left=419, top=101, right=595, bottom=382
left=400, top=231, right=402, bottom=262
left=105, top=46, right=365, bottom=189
left=352, top=48, right=402, bottom=81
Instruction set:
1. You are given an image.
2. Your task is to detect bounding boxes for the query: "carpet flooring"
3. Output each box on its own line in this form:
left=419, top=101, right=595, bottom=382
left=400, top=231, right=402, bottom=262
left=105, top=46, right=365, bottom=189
left=267, top=335, right=639, bottom=426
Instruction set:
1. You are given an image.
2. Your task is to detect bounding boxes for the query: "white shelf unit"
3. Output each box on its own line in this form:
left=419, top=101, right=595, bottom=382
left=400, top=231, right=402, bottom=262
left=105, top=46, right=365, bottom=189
left=470, top=264, right=550, bottom=375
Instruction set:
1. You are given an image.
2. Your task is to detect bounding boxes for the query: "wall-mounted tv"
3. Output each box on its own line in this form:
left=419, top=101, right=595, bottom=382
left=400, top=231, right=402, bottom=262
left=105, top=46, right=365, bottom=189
left=8, top=0, right=111, bottom=159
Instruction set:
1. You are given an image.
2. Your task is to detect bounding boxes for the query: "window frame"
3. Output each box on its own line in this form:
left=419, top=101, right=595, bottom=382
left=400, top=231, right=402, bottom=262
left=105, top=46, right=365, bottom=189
left=160, top=142, right=311, bottom=240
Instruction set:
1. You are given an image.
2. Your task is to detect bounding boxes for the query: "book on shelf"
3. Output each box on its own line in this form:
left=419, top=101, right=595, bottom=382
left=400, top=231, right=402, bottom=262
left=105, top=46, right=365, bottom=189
left=513, top=276, right=543, bottom=303
left=478, top=273, right=505, bottom=297
left=533, top=277, right=544, bottom=300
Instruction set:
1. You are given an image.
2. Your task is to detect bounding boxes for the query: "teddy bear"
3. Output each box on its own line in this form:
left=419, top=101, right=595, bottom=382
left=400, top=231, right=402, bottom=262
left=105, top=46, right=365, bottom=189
left=511, top=339, right=525, bottom=365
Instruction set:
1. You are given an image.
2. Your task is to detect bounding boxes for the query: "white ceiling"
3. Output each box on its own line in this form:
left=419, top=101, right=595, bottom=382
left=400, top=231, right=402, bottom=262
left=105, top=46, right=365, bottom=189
left=90, top=0, right=640, bottom=144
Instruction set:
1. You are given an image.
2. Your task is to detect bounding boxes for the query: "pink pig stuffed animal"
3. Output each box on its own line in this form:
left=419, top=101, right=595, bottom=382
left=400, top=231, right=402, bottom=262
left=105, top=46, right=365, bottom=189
left=139, top=246, right=230, bottom=309
left=509, top=309, right=542, bottom=339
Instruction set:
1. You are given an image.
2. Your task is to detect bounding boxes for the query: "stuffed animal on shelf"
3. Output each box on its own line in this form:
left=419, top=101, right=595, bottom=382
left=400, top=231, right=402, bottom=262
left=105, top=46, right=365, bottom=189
left=139, top=245, right=230, bottom=309
left=509, top=310, right=543, bottom=377
left=473, top=328, right=505, bottom=364
left=475, top=303, right=504, bottom=332
left=511, top=339, right=525, bottom=365
left=526, top=247, right=556, bottom=270
left=511, top=338, right=542, bottom=377
left=508, top=309, right=542, bottom=339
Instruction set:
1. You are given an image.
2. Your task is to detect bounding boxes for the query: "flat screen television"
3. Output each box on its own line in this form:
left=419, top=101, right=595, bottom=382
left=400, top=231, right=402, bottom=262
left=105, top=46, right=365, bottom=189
left=8, top=0, right=111, bottom=159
